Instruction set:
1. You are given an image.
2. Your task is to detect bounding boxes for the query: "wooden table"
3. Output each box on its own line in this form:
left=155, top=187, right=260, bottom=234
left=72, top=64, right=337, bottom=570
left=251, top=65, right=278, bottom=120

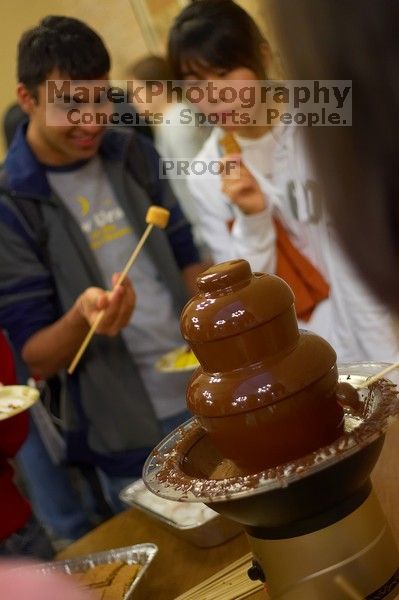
left=58, top=420, right=399, bottom=599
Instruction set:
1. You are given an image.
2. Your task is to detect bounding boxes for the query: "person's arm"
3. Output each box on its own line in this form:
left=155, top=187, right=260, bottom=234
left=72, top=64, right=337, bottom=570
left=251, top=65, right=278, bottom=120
left=187, top=163, right=277, bottom=273
left=220, top=155, right=277, bottom=273
left=0, top=215, right=134, bottom=379
left=22, top=275, right=135, bottom=379
left=220, top=155, right=267, bottom=215
left=22, top=303, right=89, bottom=379
left=0, top=562, right=92, bottom=600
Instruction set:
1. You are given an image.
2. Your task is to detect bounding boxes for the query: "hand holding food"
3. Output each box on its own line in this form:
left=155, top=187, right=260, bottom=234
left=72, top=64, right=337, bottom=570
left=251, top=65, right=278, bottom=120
left=220, top=155, right=267, bottom=215
left=76, top=273, right=136, bottom=337
left=68, top=205, right=170, bottom=374
left=219, top=132, right=267, bottom=215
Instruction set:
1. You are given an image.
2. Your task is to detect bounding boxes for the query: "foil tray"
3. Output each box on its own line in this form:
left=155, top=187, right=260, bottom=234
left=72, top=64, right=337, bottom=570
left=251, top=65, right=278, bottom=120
left=37, top=543, right=158, bottom=599
left=120, top=479, right=242, bottom=547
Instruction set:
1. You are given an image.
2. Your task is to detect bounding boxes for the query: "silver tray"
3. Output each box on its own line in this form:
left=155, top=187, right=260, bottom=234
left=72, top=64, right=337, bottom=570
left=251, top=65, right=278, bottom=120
left=37, top=543, right=158, bottom=599
left=120, top=480, right=242, bottom=548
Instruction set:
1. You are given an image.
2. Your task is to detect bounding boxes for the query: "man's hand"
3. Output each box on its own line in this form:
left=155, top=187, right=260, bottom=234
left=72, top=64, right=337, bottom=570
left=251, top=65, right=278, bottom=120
left=75, top=273, right=136, bottom=336
left=220, top=155, right=267, bottom=215
left=22, top=273, right=136, bottom=379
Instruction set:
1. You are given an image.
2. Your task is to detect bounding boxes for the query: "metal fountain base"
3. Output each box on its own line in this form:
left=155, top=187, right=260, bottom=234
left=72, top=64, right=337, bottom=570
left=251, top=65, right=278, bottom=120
left=144, top=364, right=399, bottom=599
left=248, top=491, right=399, bottom=599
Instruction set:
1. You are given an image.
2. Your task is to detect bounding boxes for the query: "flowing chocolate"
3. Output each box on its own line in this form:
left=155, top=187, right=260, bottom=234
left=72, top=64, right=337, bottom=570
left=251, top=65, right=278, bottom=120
left=336, top=381, right=363, bottom=416
left=151, top=379, right=399, bottom=501
left=181, top=260, right=344, bottom=472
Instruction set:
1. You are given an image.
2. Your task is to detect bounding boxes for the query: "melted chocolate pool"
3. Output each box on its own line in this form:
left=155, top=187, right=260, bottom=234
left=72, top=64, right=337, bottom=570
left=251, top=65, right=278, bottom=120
left=149, top=380, right=399, bottom=502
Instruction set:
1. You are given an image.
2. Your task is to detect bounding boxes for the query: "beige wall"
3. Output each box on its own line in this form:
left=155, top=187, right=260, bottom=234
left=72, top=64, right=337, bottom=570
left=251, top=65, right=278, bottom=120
left=0, top=0, right=149, bottom=157
left=0, top=0, right=275, bottom=158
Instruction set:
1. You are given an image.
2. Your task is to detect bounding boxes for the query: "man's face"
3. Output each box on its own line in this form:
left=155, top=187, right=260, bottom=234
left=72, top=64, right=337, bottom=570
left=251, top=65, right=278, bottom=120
left=17, top=69, right=110, bottom=165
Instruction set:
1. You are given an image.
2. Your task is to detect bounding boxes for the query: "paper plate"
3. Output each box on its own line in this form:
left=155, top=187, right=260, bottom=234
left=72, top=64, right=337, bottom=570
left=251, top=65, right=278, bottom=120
left=155, top=345, right=199, bottom=373
left=0, top=385, right=39, bottom=421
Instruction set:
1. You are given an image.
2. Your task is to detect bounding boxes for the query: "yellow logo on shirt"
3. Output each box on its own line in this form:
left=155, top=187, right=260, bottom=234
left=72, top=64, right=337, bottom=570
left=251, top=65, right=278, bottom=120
left=75, top=195, right=91, bottom=217
left=74, top=195, right=133, bottom=250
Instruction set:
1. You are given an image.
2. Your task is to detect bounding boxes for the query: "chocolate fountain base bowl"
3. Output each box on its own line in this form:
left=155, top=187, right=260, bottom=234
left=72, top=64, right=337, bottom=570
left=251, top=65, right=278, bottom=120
left=209, top=437, right=383, bottom=532
left=143, top=363, right=399, bottom=534
left=150, top=419, right=384, bottom=533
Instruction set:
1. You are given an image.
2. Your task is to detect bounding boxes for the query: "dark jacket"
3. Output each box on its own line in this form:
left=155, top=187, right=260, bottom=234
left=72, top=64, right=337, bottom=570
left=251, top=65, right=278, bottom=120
left=0, top=124, right=199, bottom=476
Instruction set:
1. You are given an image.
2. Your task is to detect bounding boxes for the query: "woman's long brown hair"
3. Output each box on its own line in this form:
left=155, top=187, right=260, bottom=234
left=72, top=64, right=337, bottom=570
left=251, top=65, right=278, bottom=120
left=269, top=0, right=399, bottom=312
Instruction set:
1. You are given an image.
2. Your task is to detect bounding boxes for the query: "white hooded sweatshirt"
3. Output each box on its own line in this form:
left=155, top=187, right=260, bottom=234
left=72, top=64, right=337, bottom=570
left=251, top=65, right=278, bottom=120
left=187, top=126, right=399, bottom=363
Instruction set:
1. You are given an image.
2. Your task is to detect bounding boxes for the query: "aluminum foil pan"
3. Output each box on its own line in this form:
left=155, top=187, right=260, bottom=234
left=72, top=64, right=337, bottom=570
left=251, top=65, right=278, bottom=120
left=37, top=543, right=158, bottom=599
left=120, top=479, right=241, bottom=547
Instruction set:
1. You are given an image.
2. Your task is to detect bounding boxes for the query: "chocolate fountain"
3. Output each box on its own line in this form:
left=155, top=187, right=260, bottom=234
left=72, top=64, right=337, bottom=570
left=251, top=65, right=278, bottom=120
left=143, top=260, right=399, bottom=599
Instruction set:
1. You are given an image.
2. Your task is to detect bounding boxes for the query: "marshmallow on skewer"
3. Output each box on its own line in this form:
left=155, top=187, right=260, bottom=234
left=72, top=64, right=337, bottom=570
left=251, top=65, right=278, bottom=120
left=219, top=132, right=241, bottom=155
left=68, top=205, right=170, bottom=374
left=146, top=205, right=170, bottom=229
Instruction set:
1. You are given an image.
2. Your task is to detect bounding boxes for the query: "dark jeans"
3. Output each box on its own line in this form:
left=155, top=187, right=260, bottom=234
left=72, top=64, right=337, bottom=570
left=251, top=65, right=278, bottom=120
left=0, top=516, right=54, bottom=560
left=17, top=416, right=97, bottom=541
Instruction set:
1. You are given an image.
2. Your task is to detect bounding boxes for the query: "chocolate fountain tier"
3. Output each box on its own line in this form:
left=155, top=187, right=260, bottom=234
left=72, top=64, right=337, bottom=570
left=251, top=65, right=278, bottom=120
left=181, top=259, right=344, bottom=471
left=143, top=364, right=399, bottom=533
left=187, top=332, right=342, bottom=472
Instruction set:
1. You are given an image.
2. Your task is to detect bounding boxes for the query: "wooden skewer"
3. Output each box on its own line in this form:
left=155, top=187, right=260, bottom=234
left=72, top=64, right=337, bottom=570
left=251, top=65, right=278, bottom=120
left=175, top=555, right=249, bottom=599
left=175, top=554, right=251, bottom=599
left=334, top=575, right=364, bottom=599
left=174, top=554, right=265, bottom=600
left=68, top=206, right=170, bottom=375
left=353, top=361, right=399, bottom=389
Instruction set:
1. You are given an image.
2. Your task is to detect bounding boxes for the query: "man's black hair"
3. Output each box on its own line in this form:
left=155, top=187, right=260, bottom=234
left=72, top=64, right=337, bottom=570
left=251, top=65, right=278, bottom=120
left=18, top=16, right=111, bottom=92
left=168, top=0, right=266, bottom=79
